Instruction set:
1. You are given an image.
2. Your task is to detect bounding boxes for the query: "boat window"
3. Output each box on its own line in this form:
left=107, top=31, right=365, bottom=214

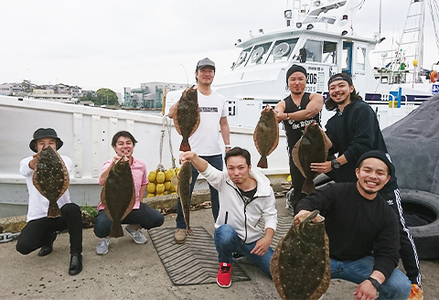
left=323, top=41, right=337, bottom=64
left=356, top=47, right=366, bottom=71
left=303, top=40, right=323, bottom=62
left=266, top=38, right=298, bottom=64
left=246, top=42, right=272, bottom=66
left=234, top=47, right=252, bottom=69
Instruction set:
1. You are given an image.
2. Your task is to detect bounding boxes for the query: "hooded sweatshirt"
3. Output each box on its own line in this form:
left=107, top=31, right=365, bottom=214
left=200, top=164, right=277, bottom=243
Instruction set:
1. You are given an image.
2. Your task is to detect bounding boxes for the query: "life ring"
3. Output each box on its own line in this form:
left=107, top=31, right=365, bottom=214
left=430, top=70, right=438, bottom=83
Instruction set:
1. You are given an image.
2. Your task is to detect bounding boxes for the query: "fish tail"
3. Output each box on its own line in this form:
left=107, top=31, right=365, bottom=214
left=302, top=179, right=316, bottom=195
left=47, top=203, right=62, bottom=218
left=179, top=141, right=191, bottom=152
left=109, top=223, right=124, bottom=238
left=257, top=156, right=268, bottom=168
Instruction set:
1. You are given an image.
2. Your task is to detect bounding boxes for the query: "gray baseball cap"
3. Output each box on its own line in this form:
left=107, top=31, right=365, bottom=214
left=196, top=57, right=216, bottom=71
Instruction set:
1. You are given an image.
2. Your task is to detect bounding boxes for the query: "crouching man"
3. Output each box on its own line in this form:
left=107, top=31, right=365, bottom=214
left=179, top=147, right=277, bottom=288
left=295, top=151, right=411, bottom=299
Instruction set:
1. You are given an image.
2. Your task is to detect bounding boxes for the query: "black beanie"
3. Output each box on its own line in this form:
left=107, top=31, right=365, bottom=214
left=356, top=150, right=394, bottom=176
left=286, top=64, right=307, bottom=84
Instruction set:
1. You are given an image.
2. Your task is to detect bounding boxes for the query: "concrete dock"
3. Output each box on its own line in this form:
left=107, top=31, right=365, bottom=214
left=1, top=195, right=438, bottom=299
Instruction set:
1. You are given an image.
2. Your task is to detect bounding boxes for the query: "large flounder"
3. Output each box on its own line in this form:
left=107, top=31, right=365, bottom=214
left=253, top=105, right=279, bottom=168
left=33, top=146, right=70, bottom=218
left=101, top=157, right=136, bottom=237
left=173, top=161, right=194, bottom=236
left=271, top=210, right=330, bottom=300
left=174, top=86, right=200, bottom=151
left=292, top=122, right=330, bottom=194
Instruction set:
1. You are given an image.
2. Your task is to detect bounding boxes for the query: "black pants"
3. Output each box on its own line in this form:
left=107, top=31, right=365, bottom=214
left=380, top=188, right=421, bottom=285
left=16, top=203, right=83, bottom=255
left=288, top=153, right=306, bottom=212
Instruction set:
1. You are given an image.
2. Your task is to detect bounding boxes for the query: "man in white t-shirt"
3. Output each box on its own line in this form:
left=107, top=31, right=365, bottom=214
left=168, top=57, right=231, bottom=243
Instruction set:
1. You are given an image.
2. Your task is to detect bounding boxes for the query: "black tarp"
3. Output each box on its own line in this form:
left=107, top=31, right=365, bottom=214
left=383, top=93, right=439, bottom=195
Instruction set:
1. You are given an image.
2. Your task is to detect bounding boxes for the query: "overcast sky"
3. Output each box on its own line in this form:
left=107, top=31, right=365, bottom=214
left=1, top=0, right=437, bottom=93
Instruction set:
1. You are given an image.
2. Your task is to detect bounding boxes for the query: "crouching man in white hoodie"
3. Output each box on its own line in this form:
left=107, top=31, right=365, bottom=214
left=179, top=147, right=277, bottom=288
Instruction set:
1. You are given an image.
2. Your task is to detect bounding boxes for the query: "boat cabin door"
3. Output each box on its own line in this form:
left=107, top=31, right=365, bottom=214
left=342, top=41, right=353, bottom=75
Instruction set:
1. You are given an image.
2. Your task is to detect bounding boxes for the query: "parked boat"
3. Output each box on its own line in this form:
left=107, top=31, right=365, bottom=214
left=1, top=0, right=438, bottom=218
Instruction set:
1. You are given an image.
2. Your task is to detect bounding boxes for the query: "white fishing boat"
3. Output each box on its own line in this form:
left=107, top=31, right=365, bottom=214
left=1, top=0, right=437, bottom=218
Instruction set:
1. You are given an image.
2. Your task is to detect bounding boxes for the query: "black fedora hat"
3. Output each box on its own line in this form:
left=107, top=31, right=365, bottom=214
left=29, top=128, right=64, bottom=152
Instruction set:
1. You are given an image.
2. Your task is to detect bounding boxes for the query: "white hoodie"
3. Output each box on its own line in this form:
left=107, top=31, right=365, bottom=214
left=201, top=164, right=277, bottom=243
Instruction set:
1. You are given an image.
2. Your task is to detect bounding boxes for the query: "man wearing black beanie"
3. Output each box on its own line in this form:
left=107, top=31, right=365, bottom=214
left=274, top=64, right=323, bottom=213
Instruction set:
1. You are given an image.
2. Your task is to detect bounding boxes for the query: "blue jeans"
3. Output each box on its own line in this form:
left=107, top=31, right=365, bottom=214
left=330, top=256, right=411, bottom=299
left=176, top=154, right=223, bottom=229
left=214, top=224, right=273, bottom=278
left=94, top=202, right=164, bottom=238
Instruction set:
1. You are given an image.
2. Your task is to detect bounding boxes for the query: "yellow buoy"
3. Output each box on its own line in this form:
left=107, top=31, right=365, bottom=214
left=156, top=183, right=165, bottom=194
left=413, top=59, right=418, bottom=67
left=156, top=171, right=165, bottom=183
left=147, top=182, right=156, bottom=194
left=147, top=171, right=157, bottom=182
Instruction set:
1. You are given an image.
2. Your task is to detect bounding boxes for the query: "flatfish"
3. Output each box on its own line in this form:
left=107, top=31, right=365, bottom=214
left=33, top=146, right=70, bottom=218
left=292, top=122, right=329, bottom=194
left=174, top=161, right=194, bottom=236
left=271, top=210, right=330, bottom=300
left=253, top=105, right=279, bottom=168
left=101, top=157, right=135, bottom=238
left=174, top=86, right=200, bottom=151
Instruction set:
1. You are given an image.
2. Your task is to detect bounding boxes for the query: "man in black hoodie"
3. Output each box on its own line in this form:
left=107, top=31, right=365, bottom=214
left=310, top=73, right=422, bottom=299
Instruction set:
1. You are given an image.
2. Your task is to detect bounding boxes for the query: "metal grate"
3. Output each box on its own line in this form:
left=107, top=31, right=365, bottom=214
left=148, top=226, right=251, bottom=286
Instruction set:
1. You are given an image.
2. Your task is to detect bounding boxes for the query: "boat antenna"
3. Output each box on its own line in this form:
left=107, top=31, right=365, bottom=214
left=379, top=0, right=382, bottom=36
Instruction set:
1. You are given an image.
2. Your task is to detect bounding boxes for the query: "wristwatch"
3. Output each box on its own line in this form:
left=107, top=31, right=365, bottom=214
left=367, top=277, right=381, bottom=290
left=331, top=159, right=341, bottom=169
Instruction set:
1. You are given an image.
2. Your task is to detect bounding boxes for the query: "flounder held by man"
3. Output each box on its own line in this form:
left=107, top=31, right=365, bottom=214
left=173, top=86, right=200, bottom=151
left=101, top=156, right=136, bottom=238
left=253, top=105, right=279, bottom=168
left=172, top=161, right=194, bottom=236
left=271, top=210, right=330, bottom=300
left=292, top=122, right=330, bottom=194
left=33, top=146, right=70, bottom=218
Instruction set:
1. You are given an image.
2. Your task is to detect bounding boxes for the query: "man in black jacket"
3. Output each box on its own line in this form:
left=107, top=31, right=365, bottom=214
left=296, top=151, right=411, bottom=300
left=311, top=73, right=422, bottom=299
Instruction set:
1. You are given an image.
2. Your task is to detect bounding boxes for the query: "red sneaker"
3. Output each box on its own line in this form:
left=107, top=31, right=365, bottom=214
left=217, top=262, right=232, bottom=288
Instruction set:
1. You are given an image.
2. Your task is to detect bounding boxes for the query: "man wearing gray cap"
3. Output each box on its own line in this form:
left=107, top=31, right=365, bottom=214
left=168, top=57, right=231, bottom=243
left=274, top=64, right=324, bottom=213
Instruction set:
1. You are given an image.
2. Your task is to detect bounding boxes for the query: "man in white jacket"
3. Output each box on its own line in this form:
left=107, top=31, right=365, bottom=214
left=179, top=147, right=277, bottom=288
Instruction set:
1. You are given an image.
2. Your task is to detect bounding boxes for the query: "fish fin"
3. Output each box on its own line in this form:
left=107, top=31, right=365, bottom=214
left=266, top=127, right=280, bottom=156
left=188, top=110, right=201, bottom=138
left=100, top=186, right=114, bottom=221
left=173, top=117, right=182, bottom=135
left=109, top=223, right=124, bottom=238
left=292, top=139, right=306, bottom=178
left=179, top=141, right=191, bottom=152
left=171, top=175, right=179, bottom=187
left=47, top=202, right=62, bottom=218
left=257, top=156, right=268, bottom=168
left=121, top=186, right=136, bottom=221
left=301, top=178, right=316, bottom=195
left=54, top=149, right=70, bottom=197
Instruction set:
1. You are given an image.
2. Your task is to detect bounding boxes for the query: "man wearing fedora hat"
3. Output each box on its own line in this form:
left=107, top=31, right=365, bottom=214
left=17, top=128, right=83, bottom=275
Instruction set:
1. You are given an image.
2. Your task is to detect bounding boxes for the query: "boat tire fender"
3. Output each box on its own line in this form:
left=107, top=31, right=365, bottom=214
left=400, top=189, right=439, bottom=260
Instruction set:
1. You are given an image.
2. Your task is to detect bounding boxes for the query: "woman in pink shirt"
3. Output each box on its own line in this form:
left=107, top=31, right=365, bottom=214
left=94, top=131, right=164, bottom=255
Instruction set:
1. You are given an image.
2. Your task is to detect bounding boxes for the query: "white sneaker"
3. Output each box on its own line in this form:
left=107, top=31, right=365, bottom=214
left=125, top=225, right=147, bottom=244
left=96, top=238, right=110, bottom=255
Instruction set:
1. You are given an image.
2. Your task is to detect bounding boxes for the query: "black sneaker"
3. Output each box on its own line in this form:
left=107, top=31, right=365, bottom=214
left=232, top=252, right=245, bottom=260
left=38, top=232, right=57, bottom=257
